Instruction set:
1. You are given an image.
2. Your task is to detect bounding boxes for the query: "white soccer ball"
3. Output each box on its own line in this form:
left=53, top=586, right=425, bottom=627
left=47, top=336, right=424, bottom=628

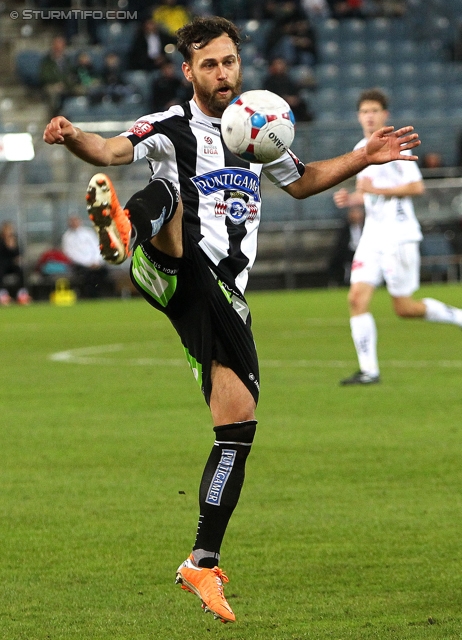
left=221, top=90, right=295, bottom=164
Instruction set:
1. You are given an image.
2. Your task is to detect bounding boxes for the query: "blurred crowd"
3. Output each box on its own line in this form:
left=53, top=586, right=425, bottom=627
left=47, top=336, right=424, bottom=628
left=29, top=0, right=408, bottom=119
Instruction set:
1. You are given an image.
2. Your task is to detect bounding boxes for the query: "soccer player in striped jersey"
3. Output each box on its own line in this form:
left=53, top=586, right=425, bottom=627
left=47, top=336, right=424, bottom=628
left=43, top=17, right=421, bottom=622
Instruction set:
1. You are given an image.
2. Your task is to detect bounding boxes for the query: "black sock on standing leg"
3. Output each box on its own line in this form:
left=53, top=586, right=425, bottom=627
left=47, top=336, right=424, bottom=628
left=193, top=420, right=257, bottom=568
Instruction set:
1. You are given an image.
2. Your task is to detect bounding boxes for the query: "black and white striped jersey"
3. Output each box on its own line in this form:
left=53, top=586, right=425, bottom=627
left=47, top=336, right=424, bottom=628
left=120, top=99, right=305, bottom=292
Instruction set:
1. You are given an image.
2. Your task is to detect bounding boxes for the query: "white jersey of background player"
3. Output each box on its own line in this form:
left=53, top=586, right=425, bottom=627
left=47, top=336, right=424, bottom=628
left=334, top=88, right=462, bottom=385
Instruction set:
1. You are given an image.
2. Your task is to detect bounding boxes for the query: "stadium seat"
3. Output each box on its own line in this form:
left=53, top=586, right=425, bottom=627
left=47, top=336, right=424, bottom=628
left=15, top=50, right=44, bottom=88
left=239, top=42, right=259, bottom=65
left=340, top=87, right=367, bottom=119
left=368, top=39, right=393, bottom=62
left=308, top=132, right=343, bottom=160
left=123, top=69, right=156, bottom=104
left=416, top=61, right=446, bottom=84
left=393, top=62, right=419, bottom=87
left=62, top=96, right=90, bottom=119
left=315, top=18, right=340, bottom=42
left=340, top=39, right=366, bottom=63
left=242, top=66, right=265, bottom=92
left=340, top=63, right=368, bottom=88
left=318, top=40, right=340, bottom=63
left=420, top=233, right=455, bottom=280
left=368, top=63, right=393, bottom=88
left=364, top=17, right=392, bottom=41
left=237, top=19, right=274, bottom=50
left=447, top=105, right=462, bottom=118
left=24, top=155, right=53, bottom=184
left=338, top=18, right=366, bottom=41
left=422, top=84, right=446, bottom=108
left=392, top=84, right=420, bottom=107
left=423, top=106, right=447, bottom=119
left=446, top=83, right=462, bottom=105
left=390, top=40, right=420, bottom=62
left=95, top=21, right=138, bottom=55
left=315, top=63, right=341, bottom=88
left=312, top=87, right=341, bottom=111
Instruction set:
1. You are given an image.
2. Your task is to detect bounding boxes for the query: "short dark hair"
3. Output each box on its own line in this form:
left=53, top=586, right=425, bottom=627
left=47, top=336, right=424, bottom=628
left=176, top=16, right=241, bottom=64
left=357, top=88, right=389, bottom=110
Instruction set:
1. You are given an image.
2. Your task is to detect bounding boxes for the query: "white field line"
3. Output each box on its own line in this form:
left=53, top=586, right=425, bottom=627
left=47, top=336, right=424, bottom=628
left=48, top=344, right=462, bottom=369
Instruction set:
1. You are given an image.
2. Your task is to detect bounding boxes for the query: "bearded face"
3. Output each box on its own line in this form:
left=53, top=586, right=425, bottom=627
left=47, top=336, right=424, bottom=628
left=191, top=66, right=243, bottom=117
left=182, top=34, right=243, bottom=117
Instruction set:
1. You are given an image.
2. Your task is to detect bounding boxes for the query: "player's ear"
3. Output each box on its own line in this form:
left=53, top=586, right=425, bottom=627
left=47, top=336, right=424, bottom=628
left=182, top=61, right=193, bottom=82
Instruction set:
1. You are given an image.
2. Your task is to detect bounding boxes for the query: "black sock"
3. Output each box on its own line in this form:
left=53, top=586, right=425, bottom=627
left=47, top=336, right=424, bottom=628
left=193, top=420, right=257, bottom=568
left=125, top=178, right=179, bottom=246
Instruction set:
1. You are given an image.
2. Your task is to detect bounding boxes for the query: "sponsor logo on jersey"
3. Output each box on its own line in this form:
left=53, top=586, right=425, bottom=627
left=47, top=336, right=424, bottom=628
left=203, top=135, right=219, bottom=155
left=214, top=191, right=258, bottom=225
left=205, top=449, right=237, bottom=506
left=129, top=121, right=154, bottom=137
left=191, top=168, right=261, bottom=202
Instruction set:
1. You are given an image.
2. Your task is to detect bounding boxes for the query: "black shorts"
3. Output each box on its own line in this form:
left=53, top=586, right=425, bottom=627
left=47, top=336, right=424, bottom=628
left=129, top=230, right=260, bottom=406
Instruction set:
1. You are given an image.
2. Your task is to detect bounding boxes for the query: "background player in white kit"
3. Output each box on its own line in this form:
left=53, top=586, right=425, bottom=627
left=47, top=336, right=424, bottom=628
left=334, top=88, right=462, bottom=385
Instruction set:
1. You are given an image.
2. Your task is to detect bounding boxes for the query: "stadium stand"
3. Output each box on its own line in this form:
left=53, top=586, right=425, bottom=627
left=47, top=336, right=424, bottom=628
left=1, top=0, right=462, bottom=291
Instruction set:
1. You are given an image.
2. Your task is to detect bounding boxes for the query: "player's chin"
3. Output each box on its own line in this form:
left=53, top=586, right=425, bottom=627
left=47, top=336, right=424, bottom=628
left=212, top=92, right=233, bottom=114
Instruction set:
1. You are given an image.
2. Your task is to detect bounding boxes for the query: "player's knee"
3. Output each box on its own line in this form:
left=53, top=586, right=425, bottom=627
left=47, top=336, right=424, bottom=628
left=393, top=298, right=419, bottom=318
left=348, top=289, right=364, bottom=314
left=214, top=420, right=257, bottom=446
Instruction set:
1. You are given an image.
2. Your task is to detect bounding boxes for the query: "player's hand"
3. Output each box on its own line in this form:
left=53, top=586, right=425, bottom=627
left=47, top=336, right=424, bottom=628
left=365, top=125, right=420, bottom=165
left=43, top=116, right=78, bottom=145
left=333, top=188, right=350, bottom=208
left=356, top=176, right=374, bottom=193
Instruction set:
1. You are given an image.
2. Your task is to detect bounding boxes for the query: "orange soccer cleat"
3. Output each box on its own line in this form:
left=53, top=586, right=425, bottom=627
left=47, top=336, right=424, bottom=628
left=86, top=173, right=132, bottom=265
left=175, top=554, right=235, bottom=623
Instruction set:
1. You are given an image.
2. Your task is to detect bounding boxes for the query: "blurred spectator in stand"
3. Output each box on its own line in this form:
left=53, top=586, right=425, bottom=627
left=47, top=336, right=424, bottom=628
left=62, top=216, right=113, bottom=298
left=264, top=1, right=318, bottom=68
left=39, top=35, right=74, bottom=116
left=128, top=18, right=173, bottom=72
left=302, top=0, right=331, bottom=19
left=152, top=0, right=191, bottom=39
left=420, top=152, right=446, bottom=179
left=328, top=205, right=365, bottom=286
left=150, top=60, right=183, bottom=112
left=89, top=52, right=134, bottom=105
left=327, top=0, right=366, bottom=19
left=373, top=0, right=406, bottom=17
left=211, top=1, right=259, bottom=20
left=36, top=246, right=72, bottom=278
left=0, top=221, right=32, bottom=305
left=37, top=0, right=100, bottom=44
left=263, top=57, right=314, bottom=121
left=70, top=51, right=101, bottom=98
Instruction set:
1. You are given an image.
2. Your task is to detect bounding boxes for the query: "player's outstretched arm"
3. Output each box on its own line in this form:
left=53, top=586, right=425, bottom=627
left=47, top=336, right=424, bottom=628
left=43, top=116, right=134, bottom=166
left=284, top=125, right=420, bottom=200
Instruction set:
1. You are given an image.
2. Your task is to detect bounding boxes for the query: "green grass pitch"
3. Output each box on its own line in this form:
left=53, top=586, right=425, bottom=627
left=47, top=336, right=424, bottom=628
left=1, top=284, right=461, bottom=639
